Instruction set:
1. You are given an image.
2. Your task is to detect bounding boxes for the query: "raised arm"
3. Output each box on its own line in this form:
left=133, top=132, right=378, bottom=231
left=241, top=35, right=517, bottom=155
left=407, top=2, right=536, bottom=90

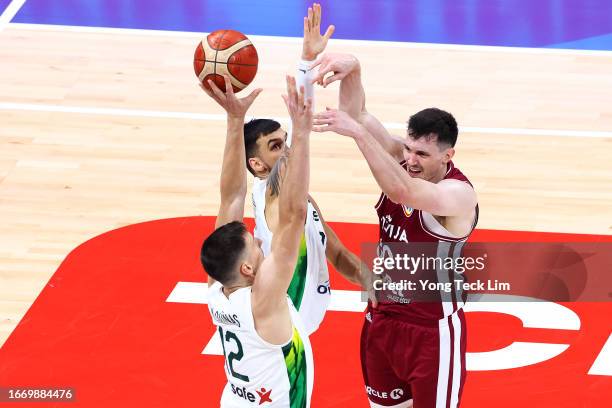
left=200, top=76, right=262, bottom=285
left=253, top=76, right=312, bottom=311
left=311, top=53, right=404, bottom=160
left=309, top=196, right=379, bottom=306
left=297, top=2, right=334, bottom=102
left=313, top=109, right=476, bottom=217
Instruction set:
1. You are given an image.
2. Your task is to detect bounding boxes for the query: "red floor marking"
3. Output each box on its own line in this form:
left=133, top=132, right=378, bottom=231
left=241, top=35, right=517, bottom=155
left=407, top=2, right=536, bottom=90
left=0, top=217, right=610, bottom=407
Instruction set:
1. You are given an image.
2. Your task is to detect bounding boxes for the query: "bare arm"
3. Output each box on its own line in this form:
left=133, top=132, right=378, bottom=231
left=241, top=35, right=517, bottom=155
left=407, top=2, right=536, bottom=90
left=201, top=76, right=262, bottom=286
left=253, top=76, right=312, bottom=313
left=308, top=196, right=360, bottom=285
left=297, top=2, right=334, bottom=102
left=312, top=53, right=404, bottom=160
left=313, top=109, right=477, bottom=217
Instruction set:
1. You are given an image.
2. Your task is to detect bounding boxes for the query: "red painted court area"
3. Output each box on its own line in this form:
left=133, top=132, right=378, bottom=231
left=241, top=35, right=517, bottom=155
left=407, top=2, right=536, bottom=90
left=0, top=217, right=610, bottom=407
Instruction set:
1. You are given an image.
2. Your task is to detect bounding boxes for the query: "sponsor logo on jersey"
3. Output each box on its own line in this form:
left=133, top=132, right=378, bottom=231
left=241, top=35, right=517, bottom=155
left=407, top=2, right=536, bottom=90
left=256, top=387, right=273, bottom=405
left=402, top=205, right=413, bottom=218
left=390, top=388, right=404, bottom=400
left=317, top=280, right=331, bottom=295
left=231, top=384, right=273, bottom=404
left=365, top=386, right=405, bottom=400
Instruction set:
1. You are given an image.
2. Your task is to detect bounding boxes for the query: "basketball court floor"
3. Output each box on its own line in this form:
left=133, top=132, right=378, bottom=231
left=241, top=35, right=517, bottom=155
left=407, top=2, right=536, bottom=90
left=0, top=0, right=611, bottom=406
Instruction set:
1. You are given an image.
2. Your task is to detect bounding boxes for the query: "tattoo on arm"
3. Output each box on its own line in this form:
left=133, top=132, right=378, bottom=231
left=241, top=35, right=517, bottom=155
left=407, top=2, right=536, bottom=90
left=267, top=155, right=287, bottom=197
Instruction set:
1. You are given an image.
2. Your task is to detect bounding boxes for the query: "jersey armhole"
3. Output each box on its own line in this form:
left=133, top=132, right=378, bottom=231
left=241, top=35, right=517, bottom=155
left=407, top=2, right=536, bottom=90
left=249, top=290, right=295, bottom=349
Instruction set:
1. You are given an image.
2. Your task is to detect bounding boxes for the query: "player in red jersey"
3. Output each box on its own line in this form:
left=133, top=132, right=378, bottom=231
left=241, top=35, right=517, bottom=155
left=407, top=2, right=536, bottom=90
left=311, top=54, right=478, bottom=408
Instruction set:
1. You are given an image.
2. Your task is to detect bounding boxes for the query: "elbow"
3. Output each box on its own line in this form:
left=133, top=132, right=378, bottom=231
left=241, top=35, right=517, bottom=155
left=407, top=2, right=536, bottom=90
left=282, top=201, right=307, bottom=225
left=289, top=202, right=308, bottom=223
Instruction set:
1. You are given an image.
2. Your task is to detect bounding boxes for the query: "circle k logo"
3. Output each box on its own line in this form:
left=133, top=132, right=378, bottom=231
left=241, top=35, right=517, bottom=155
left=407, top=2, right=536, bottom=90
left=390, top=388, right=404, bottom=400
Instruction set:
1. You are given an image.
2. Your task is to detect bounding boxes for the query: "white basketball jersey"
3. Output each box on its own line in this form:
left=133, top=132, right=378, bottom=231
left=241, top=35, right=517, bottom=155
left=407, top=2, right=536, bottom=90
left=208, top=282, right=314, bottom=408
left=252, top=177, right=330, bottom=335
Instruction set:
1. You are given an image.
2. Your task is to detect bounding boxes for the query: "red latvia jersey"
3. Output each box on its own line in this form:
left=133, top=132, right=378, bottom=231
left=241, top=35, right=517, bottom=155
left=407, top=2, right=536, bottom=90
left=374, top=161, right=479, bottom=323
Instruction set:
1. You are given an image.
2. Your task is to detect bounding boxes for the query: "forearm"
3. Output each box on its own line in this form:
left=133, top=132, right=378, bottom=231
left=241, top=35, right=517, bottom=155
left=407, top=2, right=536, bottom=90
left=332, top=248, right=361, bottom=285
left=338, top=61, right=403, bottom=160
left=353, top=128, right=431, bottom=204
left=339, top=61, right=364, bottom=119
left=278, top=130, right=309, bottom=223
left=219, top=116, right=248, bottom=201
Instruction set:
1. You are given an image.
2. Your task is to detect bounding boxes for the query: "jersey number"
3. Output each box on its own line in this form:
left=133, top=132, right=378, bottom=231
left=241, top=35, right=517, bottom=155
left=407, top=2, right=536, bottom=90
left=218, top=327, right=250, bottom=382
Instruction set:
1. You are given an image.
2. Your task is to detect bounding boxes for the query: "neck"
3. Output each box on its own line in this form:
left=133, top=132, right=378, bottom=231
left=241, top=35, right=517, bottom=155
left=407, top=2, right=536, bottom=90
left=431, top=162, right=449, bottom=183
left=223, top=284, right=246, bottom=296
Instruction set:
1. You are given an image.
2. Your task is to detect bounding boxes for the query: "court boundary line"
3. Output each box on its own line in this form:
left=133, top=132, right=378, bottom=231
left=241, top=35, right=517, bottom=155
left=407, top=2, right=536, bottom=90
left=0, top=0, right=26, bottom=31
left=7, top=22, right=612, bottom=57
left=1, top=102, right=611, bottom=139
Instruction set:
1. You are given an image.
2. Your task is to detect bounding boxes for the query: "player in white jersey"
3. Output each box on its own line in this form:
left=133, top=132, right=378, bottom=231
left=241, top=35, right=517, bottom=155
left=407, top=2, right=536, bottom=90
left=246, top=3, right=366, bottom=335
left=200, top=74, right=314, bottom=407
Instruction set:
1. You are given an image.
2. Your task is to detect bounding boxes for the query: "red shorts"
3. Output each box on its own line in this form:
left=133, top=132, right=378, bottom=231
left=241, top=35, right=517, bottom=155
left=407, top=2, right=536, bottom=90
left=360, top=306, right=467, bottom=408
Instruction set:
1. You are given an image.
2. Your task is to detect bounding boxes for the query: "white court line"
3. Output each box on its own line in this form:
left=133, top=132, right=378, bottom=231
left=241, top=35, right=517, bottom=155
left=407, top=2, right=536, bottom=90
left=0, top=0, right=27, bottom=31
left=8, top=22, right=612, bottom=57
left=1, top=101, right=611, bottom=139
left=166, top=281, right=367, bottom=312
left=167, top=281, right=366, bottom=355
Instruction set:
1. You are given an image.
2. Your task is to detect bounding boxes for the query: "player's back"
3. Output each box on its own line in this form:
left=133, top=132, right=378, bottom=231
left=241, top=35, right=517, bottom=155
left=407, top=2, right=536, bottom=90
left=208, top=282, right=314, bottom=407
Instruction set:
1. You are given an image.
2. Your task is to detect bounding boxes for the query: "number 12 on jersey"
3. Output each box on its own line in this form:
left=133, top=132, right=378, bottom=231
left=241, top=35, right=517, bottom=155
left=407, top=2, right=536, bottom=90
left=218, top=327, right=250, bottom=382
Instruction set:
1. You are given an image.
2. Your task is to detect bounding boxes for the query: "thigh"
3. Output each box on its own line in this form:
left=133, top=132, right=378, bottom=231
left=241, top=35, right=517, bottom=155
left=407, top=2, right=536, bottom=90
left=361, top=311, right=413, bottom=407
left=409, top=310, right=467, bottom=408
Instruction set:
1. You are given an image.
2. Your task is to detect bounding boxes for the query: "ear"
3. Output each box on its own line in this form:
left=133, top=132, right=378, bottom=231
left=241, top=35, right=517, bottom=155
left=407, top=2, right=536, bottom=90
left=443, top=147, right=455, bottom=163
left=239, top=262, right=256, bottom=279
left=248, top=157, right=266, bottom=176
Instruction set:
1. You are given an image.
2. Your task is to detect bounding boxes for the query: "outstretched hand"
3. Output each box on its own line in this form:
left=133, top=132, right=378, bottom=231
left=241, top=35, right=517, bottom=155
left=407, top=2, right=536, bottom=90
left=199, top=75, right=262, bottom=119
left=311, top=53, right=359, bottom=87
left=302, top=3, right=335, bottom=61
left=313, top=107, right=363, bottom=137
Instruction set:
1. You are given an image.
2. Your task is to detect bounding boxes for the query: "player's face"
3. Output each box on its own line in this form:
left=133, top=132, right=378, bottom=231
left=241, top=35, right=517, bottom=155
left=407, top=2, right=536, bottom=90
left=255, top=129, right=289, bottom=176
left=403, top=133, right=451, bottom=182
left=244, top=232, right=264, bottom=273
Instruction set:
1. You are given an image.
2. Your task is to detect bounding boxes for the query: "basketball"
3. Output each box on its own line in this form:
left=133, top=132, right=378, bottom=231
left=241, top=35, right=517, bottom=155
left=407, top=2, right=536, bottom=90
left=193, top=29, right=258, bottom=93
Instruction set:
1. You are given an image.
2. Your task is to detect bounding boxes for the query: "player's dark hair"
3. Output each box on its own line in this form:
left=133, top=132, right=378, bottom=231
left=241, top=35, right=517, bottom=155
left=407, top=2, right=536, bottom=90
left=407, top=108, right=458, bottom=148
left=200, top=221, right=247, bottom=285
left=244, top=119, right=281, bottom=175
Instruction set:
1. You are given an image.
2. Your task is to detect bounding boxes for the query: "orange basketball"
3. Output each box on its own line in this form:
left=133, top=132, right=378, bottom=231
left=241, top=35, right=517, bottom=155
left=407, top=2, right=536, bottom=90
left=193, top=29, right=258, bottom=93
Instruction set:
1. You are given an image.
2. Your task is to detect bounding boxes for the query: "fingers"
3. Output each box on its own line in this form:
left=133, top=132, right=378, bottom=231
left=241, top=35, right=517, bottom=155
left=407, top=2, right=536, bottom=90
left=297, top=85, right=305, bottom=110
left=323, top=72, right=343, bottom=87
left=307, top=7, right=313, bottom=30
left=310, top=56, right=323, bottom=70
left=312, top=63, right=333, bottom=85
left=323, top=25, right=335, bottom=40
left=208, top=79, right=225, bottom=100
left=246, top=88, right=263, bottom=105
left=313, top=3, right=320, bottom=28
left=286, top=75, right=297, bottom=106
left=199, top=82, right=215, bottom=98
left=312, top=117, right=331, bottom=126
left=303, top=97, right=313, bottom=115
left=223, top=75, right=233, bottom=96
left=303, top=16, right=308, bottom=35
left=312, top=125, right=330, bottom=133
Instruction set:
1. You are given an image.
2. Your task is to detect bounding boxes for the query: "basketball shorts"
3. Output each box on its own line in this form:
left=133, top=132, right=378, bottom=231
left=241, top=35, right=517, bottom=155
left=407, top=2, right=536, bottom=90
left=360, top=306, right=467, bottom=408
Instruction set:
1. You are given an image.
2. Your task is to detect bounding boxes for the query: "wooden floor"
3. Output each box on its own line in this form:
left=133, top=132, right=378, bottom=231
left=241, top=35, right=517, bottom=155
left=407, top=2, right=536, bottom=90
left=1, top=25, right=611, bottom=346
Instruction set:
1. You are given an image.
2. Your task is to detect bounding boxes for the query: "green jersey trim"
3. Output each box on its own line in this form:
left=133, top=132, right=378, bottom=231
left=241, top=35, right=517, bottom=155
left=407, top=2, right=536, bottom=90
left=282, top=327, right=308, bottom=408
left=286, top=234, right=307, bottom=310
